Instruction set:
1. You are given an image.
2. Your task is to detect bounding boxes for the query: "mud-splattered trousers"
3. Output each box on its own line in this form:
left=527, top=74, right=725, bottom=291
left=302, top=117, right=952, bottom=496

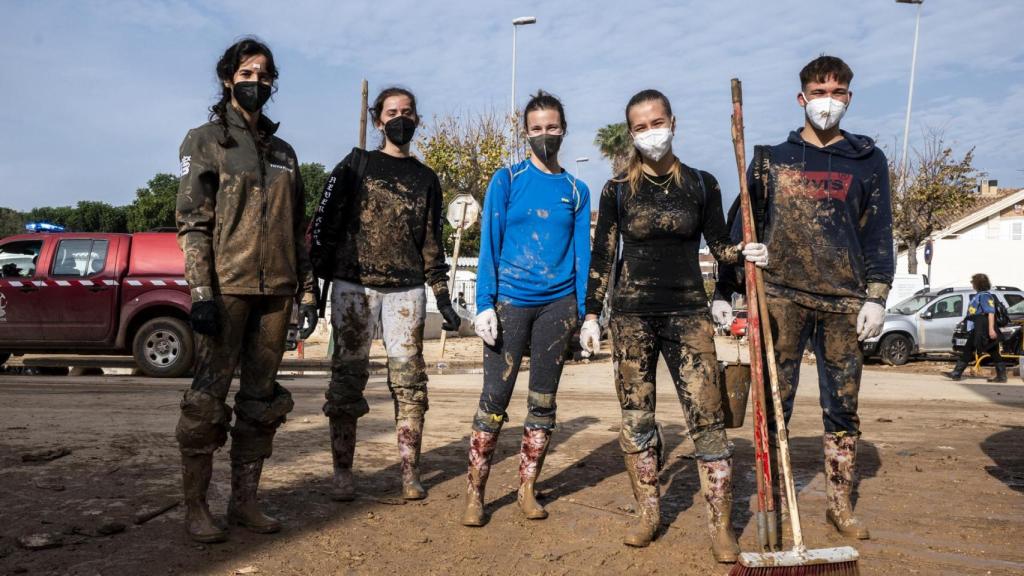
left=325, top=279, right=427, bottom=421
left=611, top=312, right=731, bottom=461
left=473, top=294, right=578, bottom=433
left=176, top=295, right=295, bottom=463
left=763, top=295, right=862, bottom=438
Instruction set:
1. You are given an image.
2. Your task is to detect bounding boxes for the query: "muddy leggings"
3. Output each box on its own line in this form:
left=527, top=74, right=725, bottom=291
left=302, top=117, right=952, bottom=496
left=611, top=312, right=731, bottom=462
left=473, top=294, right=578, bottom=433
left=324, top=279, right=427, bottom=421
left=763, top=296, right=862, bottom=438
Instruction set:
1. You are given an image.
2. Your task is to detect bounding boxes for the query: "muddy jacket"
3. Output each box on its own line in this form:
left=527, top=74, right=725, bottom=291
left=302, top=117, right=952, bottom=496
left=311, top=149, right=450, bottom=298
left=586, top=164, right=740, bottom=317
left=176, top=106, right=315, bottom=304
left=718, top=130, right=894, bottom=313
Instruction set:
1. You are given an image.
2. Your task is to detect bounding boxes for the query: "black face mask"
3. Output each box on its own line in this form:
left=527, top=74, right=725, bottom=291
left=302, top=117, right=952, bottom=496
left=528, top=134, right=562, bottom=163
left=384, top=116, right=417, bottom=146
left=233, top=81, right=272, bottom=113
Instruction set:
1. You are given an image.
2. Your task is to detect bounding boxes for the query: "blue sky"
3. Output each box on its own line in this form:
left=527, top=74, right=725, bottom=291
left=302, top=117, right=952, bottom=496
left=2, top=0, right=1022, bottom=212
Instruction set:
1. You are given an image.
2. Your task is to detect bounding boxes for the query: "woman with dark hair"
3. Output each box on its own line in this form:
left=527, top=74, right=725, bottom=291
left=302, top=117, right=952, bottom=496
left=462, top=90, right=591, bottom=527
left=175, top=37, right=317, bottom=543
left=581, top=90, right=766, bottom=558
left=310, top=87, right=459, bottom=503
left=946, top=273, right=1007, bottom=382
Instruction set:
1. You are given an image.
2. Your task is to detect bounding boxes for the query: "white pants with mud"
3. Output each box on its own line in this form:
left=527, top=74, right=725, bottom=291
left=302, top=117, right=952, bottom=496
left=324, top=279, right=429, bottom=500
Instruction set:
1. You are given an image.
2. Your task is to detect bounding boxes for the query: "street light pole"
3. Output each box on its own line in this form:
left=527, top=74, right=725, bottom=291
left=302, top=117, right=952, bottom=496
left=511, top=16, right=537, bottom=160
left=897, top=0, right=923, bottom=184
left=575, top=157, right=589, bottom=179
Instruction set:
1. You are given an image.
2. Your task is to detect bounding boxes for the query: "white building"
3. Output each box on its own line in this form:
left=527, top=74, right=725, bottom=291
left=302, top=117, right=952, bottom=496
left=896, top=187, right=1024, bottom=290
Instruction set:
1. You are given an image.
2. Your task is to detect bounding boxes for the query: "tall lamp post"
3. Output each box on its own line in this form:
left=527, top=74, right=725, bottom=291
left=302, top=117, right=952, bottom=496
left=896, top=0, right=923, bottom=184
left=575, top=156, right=589, bottom=178
left=511, top=16, right=537, bottom=159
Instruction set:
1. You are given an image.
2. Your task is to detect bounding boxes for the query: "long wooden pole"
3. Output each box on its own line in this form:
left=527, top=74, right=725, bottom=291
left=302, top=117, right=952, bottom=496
left=439, top=202, right=469, bottom=358
left=730, top=79, right=776, bottom=551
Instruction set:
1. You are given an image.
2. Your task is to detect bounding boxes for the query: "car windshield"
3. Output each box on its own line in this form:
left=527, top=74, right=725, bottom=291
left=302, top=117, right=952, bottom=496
left=889, top=294, right=933, bottom=315
left=1008, top=300, right=1024, bottom=314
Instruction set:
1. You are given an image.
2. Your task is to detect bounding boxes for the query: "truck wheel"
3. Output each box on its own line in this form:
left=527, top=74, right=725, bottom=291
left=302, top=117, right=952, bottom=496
left=880, top=333, right=911, bottom=366
left=133, top=317, right=194, bottom=378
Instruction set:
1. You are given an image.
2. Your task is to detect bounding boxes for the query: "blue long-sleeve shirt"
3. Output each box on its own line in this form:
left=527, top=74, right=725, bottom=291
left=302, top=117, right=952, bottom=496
left=476, top=159, right=591, bottom=318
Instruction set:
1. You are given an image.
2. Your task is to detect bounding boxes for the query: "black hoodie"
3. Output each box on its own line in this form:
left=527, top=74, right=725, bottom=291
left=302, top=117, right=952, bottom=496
left=718, top=129, right=894, bottom=313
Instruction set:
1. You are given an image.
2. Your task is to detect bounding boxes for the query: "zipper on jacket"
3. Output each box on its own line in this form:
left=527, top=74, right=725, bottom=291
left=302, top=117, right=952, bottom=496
left=257, top=141, right=267, bottom=293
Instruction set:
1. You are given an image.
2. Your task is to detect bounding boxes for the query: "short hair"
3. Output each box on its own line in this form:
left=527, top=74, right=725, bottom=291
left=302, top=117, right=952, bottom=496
left=799, top=55, right=854, bottom=89
left=971, top=273, right=991, bottom=291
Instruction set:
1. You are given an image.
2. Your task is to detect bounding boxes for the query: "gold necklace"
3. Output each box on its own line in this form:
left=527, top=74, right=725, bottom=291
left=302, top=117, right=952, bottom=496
left=642, top=171, right=673, bottom=193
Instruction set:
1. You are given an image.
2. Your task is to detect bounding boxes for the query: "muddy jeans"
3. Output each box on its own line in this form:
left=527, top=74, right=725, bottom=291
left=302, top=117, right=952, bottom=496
left=473, top=294, right=578, bottom=433
left=765, top=296, right=862, bottom=437
left=611, top=312, right=731, bottom=461
left=324, top=279, right=427, bottom=421
left=175, top=295, right=295, bottom=463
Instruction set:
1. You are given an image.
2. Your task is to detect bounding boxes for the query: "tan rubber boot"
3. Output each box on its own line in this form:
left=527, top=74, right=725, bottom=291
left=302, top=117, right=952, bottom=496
left=227, top=459, right=280, bottom=534
left=517, top=428, right=551, bottom=519
left=824, top=433, right=870, bottom=540
left=329, top=415, right=357, bottom=501
left=623, top=448, right=660, bottom=547
left=462, top=429, right=499, bottom=527
left=181, top=453, right=228, bottom=543
left=698, top=458, right=741, bottom=563
left=397, top=416, right=426, bottom=500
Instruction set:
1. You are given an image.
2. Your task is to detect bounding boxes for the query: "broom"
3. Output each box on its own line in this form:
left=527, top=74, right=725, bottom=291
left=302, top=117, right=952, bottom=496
left=728, top=78, right=861, bottom=576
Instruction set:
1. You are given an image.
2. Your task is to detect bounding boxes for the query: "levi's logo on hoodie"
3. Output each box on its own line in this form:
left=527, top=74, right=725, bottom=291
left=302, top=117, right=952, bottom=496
left=777, top=168, right=853, bottom=202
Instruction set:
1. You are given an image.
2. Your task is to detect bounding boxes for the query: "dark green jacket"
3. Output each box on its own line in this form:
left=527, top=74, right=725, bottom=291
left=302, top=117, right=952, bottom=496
left=176, top=106, right=315, bottom=303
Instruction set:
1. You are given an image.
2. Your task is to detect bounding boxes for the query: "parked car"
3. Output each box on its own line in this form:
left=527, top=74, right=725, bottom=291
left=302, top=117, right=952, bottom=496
left=0, top=231, right=199, bottom=376
left=861, top=286, right=1024, bottom=365
left=730, top=310, right=748, bottom=338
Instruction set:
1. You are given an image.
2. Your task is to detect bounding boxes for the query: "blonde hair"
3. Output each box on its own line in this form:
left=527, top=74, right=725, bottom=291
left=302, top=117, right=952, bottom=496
left=616, top=89, right=684, bottom=193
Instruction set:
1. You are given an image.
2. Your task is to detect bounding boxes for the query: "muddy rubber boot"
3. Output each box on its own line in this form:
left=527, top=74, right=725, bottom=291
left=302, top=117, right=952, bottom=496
left=944, top=361, right=968, bottom=381
left=329, top=415, right=357, bottom=502
left=623, top=448, right=660, bottom=547
left=462, top=429, right=499, bottom=527
left=181, top=454, right=228, bottom=543
left=227, top=459, right=280, bottom=534
left=397, top=416, right=426, bottom=500
left=517, top=428, right=551, bottom=520
left=698, top=458, right=741, bottom=563
left=823, top=433, right=870, bottom=540
left=988, top=364, right=1008, bottom=383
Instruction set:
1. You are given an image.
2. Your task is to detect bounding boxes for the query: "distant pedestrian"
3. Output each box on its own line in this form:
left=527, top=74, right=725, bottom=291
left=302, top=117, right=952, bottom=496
left=945, top=273, right=1007, bottom=382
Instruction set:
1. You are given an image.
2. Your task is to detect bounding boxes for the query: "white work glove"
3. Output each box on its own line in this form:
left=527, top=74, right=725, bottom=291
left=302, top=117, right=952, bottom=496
left=742, top=242, right=769, bottom=268
left=474, top=308, right=499, bottom=347
left=711, top=300, right=733, bottom=326
left=580, top=319, right=601, bottom=357
left=857, top=301, right=885, bottom=341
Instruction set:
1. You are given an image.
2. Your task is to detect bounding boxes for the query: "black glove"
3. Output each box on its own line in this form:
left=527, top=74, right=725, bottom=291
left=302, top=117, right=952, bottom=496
left=436, top=294, right=461, bottom=332
left=190, top=300, right=221, bottom=336
left=299, top=303, right=319, bottom=340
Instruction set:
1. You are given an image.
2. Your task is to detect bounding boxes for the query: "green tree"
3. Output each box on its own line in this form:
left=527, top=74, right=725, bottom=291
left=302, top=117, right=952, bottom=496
left=417, top=112, right=509, bottom=256
left=26, top=206, right=75, bottom=228
left=300, top=162, right=330, bottom=220
left=127, top=173, right=179, bottom=232
left=891, top=132, right=977, bottom=274
left=69, top=201, right=127, bottom=232
left=594, top=122, right=632, bottom=175
left=0, top=207, right=26, bottom=238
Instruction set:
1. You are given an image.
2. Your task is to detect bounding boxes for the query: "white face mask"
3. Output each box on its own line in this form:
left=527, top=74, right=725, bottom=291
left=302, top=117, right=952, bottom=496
left=632, top=127, right=673, bottom=162
left=802, top=93, right=847, bottom=131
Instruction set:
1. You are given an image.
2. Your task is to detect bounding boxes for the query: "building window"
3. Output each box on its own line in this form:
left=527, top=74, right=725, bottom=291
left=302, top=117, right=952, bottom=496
left=1012, top=222, right=1023, bottom=241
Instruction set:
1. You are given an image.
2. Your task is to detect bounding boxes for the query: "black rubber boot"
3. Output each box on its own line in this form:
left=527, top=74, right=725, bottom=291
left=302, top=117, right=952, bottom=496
left=944, top=361, right=968, bottom=381
left=988, top=364, right=1008, bottom=383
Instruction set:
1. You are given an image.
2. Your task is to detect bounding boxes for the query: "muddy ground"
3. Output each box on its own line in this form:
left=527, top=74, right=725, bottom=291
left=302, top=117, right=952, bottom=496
left=1, top=347, right=1022, bottom=576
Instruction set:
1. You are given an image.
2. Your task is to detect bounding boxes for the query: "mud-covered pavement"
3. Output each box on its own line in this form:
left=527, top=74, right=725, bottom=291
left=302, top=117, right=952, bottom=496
left=2, top=356, right=1023, bottom=575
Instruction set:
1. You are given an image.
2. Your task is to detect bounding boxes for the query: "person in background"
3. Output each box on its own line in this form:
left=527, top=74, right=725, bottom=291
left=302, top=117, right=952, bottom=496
left=946, top=273, right=1007, bottom=382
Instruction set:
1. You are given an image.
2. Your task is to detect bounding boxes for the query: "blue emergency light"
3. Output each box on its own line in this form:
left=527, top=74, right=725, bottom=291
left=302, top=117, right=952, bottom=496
left=25, top=222, right=65, bottom=233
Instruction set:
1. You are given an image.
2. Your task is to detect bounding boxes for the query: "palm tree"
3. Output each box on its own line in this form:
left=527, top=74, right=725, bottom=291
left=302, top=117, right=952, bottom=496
left=594, top=122, right=632, bottom=175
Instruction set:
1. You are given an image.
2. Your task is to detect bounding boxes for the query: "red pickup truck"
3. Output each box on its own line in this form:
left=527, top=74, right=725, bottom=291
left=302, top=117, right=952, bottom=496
left=0, top=231, right=196, bottom=377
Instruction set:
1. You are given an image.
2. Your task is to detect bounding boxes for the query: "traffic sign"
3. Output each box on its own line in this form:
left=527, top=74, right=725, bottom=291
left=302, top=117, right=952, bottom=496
left=924, top=239, right=933, bottom=265
left=446, top=194, right=480, bottom=229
